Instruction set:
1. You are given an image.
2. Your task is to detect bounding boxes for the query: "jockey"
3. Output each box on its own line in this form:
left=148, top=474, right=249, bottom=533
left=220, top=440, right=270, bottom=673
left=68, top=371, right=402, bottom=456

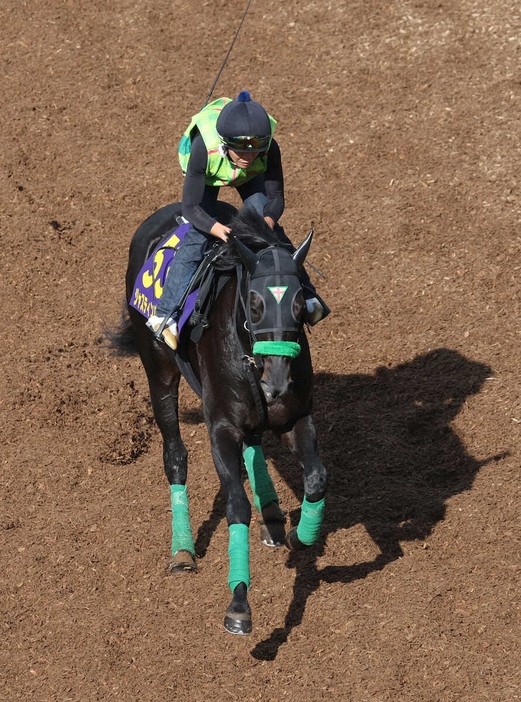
left=147, top=90, right=329, bottom=350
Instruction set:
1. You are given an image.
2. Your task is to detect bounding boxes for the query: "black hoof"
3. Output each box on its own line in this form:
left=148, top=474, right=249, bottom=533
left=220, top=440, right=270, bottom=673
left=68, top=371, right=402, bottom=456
left=167, top=550, right=198, bottom=574
left=224, top=610, right=252, bottom=635
left=259, top=502, right=287, bottom=547
left=285, top=527, right=309, bottom=551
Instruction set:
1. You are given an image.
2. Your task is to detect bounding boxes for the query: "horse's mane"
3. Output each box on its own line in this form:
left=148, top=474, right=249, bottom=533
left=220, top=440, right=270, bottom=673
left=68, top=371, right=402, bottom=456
left=213, top=208, right=280, bottom=271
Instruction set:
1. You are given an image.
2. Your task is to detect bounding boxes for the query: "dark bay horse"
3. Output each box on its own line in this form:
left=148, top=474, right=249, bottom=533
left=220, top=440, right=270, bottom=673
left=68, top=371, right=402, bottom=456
left=111, top=203, right=327, bottom=634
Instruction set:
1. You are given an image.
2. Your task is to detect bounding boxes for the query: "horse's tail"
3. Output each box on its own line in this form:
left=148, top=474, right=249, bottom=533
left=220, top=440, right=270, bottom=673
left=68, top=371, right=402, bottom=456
left=103, top=302, right=138, bottom=356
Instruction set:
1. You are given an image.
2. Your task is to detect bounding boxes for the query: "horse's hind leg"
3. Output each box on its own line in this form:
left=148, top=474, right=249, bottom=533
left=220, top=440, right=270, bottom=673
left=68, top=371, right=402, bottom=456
left=144, top=352, right=197, bottom=573
left=280, top=415, right=328, bottom=551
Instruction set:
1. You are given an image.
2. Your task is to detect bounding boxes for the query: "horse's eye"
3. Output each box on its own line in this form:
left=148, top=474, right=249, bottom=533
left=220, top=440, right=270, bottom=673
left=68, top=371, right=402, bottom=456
left=292, top=289, right=305, bottom=321
left=250, top=291, right=265, bottom=324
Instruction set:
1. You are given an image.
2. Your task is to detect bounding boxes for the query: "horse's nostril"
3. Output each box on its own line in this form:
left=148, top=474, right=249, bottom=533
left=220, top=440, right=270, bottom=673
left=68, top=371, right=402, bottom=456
left=260, top=379, right=289, bottom=402
left=260, top=380, right=274, bottom=401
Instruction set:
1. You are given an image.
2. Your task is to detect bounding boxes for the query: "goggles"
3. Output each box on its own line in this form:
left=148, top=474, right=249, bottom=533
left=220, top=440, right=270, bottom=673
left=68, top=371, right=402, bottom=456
left=222, top=135, right=270, bottom=153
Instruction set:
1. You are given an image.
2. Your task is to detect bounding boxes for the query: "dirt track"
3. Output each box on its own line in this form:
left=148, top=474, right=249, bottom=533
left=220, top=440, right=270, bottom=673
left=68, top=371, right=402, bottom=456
left=1, top=1, right=520, bottom=700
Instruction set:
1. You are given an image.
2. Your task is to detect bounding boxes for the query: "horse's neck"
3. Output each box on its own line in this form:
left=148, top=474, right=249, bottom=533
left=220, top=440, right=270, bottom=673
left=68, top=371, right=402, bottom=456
left=215, top=271, right=252, bottom=354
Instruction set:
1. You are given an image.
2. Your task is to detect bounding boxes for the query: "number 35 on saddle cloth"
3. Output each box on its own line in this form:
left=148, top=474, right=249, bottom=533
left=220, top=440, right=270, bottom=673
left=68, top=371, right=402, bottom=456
left=129, top=220, right=229, bottom=349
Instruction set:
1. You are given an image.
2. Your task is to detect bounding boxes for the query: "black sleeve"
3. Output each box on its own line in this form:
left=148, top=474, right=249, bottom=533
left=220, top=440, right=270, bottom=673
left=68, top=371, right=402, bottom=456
left=263, top=138, right=285, bottom=223
left=181, top=132, right=218, bottom=234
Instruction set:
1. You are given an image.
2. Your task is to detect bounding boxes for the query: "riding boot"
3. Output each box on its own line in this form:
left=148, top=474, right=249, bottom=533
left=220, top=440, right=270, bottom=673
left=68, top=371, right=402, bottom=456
left=303, top=290, right=331, bottom=326
left=147, top=315, right=179, bottom=350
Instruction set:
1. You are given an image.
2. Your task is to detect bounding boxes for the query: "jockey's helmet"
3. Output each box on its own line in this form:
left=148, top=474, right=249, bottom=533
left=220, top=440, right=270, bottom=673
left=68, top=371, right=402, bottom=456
left=216, top=91, right=272, bottom=153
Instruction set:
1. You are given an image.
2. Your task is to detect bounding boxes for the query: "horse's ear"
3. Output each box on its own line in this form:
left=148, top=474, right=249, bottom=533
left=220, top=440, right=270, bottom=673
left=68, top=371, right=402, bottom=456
left=293, top=228, right=314, bottom=270
left=233, top=235, right=260, bottom=274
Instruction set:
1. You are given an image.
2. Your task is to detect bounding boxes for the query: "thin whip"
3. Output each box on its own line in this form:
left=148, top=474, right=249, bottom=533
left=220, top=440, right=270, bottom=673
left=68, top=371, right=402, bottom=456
left=202, top=0, right=254, bottom=107
left=305, top=259, right=327, bottom=280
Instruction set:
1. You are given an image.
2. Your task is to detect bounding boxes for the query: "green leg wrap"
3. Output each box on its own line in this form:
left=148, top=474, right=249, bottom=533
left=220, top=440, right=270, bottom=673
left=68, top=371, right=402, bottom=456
left=170, top=484, right=195, bottom=556
left=296, top=496, right=326, bottom=546
left=243, top=445, right=279, bottom=513
left=228, top=523, right=250, bottom=592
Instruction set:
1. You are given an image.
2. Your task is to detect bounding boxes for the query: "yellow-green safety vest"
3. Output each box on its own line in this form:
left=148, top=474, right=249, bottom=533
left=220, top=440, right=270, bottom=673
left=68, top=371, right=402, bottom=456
left=178, top=98, right=277, bottom=188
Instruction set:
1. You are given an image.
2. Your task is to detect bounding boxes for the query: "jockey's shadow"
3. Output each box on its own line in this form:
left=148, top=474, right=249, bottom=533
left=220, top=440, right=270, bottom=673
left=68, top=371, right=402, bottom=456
left=247, top=347, right=505, bottom=661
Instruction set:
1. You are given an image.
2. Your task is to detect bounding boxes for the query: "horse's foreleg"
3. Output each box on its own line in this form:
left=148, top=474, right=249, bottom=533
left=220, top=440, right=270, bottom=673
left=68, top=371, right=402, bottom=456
left=210, top=427, right=253, bottom=634
left=242, top=439, right=286, bottom=547
left=281, top=415, right=328, bottom=551
left=147, top=368, right=197, bottom=573
left=225, top=525, right=251, bottom=634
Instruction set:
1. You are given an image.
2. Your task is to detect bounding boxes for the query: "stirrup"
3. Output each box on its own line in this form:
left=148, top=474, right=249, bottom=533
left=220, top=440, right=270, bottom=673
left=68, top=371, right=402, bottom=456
left=146, top=315, right=178, bottom=350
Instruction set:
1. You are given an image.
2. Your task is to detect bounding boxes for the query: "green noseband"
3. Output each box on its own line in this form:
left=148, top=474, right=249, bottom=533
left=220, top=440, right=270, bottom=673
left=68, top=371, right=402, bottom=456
left=252, top=341, right=301, bottom=358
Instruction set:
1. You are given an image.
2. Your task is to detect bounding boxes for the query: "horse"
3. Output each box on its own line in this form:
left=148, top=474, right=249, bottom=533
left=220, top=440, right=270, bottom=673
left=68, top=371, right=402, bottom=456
left=110, top=202, right=328, bottom=634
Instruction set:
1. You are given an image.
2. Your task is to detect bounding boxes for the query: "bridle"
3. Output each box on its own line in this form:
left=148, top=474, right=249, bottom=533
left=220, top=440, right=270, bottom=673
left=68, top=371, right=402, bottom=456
left=232, top=246, right=305, bottom=428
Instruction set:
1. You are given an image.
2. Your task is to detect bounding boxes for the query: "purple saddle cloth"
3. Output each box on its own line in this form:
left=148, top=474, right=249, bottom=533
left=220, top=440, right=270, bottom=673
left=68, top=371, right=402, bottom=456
left=129, top=222, right=198, bottom=336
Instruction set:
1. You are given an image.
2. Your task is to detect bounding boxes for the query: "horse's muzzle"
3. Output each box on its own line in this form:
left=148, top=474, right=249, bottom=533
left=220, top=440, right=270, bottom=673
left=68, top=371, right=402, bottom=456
left=260, top=356, right=293, bottom=403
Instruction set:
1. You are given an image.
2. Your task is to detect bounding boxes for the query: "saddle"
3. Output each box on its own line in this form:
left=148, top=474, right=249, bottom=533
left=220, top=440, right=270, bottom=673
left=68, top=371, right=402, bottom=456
left=179, top=243, right=233, bottom=344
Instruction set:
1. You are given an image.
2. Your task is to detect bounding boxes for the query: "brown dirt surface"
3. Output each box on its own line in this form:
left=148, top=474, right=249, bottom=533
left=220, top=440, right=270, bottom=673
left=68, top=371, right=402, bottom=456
left=1, top=1, right=520, bottom=700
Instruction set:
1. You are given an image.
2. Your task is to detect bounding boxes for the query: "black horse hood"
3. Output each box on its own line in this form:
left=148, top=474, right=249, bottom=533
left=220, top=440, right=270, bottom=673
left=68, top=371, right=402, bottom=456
left=247, top=247, right=303, bottom=336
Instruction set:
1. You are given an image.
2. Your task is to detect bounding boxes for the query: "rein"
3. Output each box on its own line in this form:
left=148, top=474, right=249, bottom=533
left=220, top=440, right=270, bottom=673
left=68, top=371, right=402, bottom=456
left=233, top=265, right=268, bottom=427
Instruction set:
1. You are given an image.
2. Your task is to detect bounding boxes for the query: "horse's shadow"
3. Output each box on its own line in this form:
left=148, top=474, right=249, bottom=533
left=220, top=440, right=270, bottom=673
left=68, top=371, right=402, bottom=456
left=190, top=347, right=504, bottom=660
